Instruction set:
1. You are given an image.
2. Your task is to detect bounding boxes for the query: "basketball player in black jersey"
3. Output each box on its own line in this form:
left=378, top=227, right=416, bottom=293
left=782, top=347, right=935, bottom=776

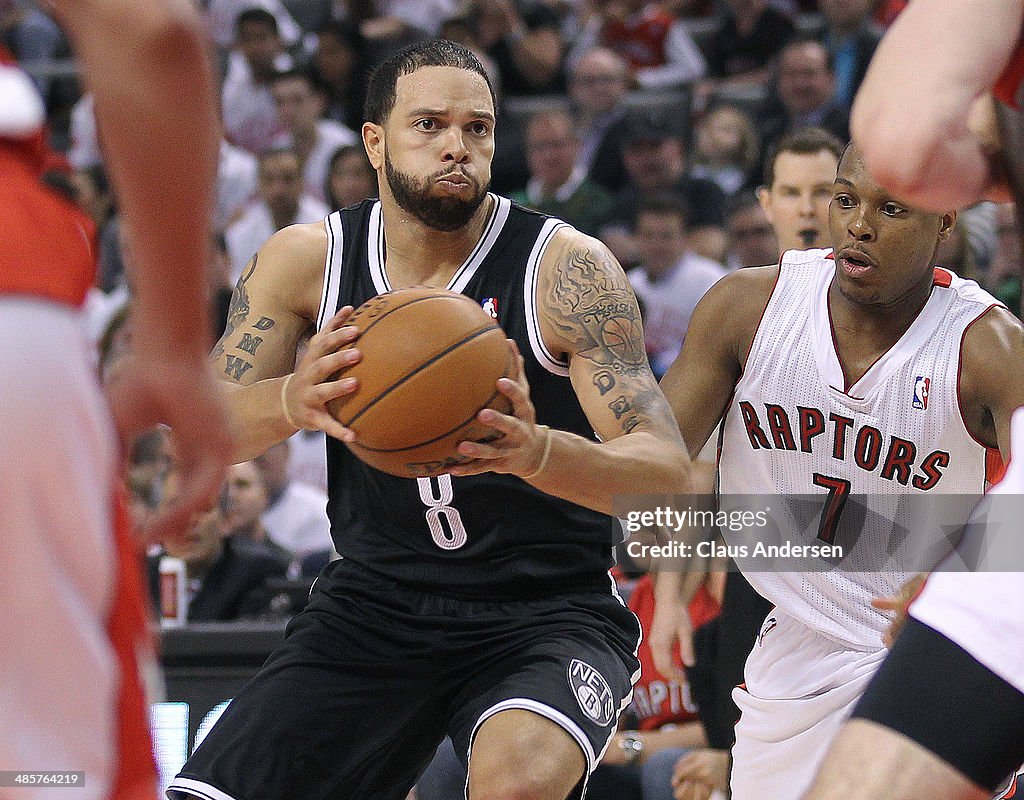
left=167, top=40, right=690, bottom=800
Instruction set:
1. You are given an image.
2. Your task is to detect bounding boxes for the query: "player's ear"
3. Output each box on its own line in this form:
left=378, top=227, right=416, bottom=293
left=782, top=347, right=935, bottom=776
left=363, top=122, right=384, bottom=171
left=937, top=211, right=957, bottom=241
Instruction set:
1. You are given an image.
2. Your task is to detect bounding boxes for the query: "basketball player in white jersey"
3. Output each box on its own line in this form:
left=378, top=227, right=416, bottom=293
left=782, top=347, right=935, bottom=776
left=652, top=140, right=1024, bottom=800
left=799, top=1, right=1024, bottom=798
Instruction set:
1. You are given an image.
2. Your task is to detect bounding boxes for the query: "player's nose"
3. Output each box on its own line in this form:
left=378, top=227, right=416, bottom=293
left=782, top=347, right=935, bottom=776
left=441, top=127, right=470, bottom=162
left=848, top=207, right=876, bottom=240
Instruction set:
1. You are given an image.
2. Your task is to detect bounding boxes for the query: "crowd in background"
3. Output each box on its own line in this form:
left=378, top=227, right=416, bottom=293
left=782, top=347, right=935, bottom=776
left=4, top=0, right=1023, bottom=797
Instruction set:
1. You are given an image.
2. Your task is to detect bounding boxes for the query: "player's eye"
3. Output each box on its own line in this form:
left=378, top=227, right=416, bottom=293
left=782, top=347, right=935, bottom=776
left=834, top=193, right=855, bottom=208
left=882, top=202, right=906, bottom=217
left=469, top=121, right=490, bottom=136
left=414, top=118, right=438, bottom=131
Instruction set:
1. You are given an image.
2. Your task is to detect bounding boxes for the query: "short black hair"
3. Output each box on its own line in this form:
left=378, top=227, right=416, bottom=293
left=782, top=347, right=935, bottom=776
left=763, top=127, right=844, bottom=188
left=270, top=66, right=318, bottom=90
left=363, top=39, right=496, bottom=125
left=235, top=7, right=278, bottom=35
left=635, top=193, right=690, bottom=229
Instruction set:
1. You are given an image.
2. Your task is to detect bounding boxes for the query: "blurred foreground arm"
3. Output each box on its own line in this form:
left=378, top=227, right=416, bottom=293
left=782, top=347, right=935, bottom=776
left=57, top=0, right=231, bottom=538
left=851, top=0, right=1023, bottom=211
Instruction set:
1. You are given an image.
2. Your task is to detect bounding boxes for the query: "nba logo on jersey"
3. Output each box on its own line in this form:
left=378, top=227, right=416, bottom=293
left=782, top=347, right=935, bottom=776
left=912, top=376, right=930, bottom=410
left=481, top=297, right=499, bottom=319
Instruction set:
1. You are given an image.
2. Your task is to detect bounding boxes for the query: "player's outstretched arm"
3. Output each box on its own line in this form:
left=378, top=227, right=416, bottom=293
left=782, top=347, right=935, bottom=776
left=56, top=0, right=232, bottom=538
left=851, top=0, right=1023, bottom=212
left=210, top=223, right=361, bottom=461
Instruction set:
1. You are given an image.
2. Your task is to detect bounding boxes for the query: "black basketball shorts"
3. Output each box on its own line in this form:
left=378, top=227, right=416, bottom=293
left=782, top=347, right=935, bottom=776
left=166, top=558, right=641, bottom=800
left=853, top=617, right=1024, bottom=793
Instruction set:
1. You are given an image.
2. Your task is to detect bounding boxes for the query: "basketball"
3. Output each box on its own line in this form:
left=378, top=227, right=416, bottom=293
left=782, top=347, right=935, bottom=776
left=326, top=287, right=515, bottom=478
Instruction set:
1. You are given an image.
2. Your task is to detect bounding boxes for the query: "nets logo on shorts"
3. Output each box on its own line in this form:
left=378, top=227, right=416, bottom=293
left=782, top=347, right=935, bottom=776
left=567, top=659, right=614, bottom=727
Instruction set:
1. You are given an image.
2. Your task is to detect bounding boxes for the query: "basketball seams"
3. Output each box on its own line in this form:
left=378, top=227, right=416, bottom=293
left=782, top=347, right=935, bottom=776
left=348, top=292, right=487, bottom=340
left=342, top=321, right=505, bottom=426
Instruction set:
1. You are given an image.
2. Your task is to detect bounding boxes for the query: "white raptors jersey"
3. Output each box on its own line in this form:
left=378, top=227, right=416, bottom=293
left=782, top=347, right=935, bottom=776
left=718, top=249, right=1004, bottom=649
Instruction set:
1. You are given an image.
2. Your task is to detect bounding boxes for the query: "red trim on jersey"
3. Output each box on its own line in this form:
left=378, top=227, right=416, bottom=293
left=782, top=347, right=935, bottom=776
left=994, top=30, right=1024, bottom=110
left=106, top=491, right=158, bottom=800
left=955, top=304, right=1008, bottom=487
left=985, top=448, right=1007, bottom=485
left=932, top=267, right=953, bottom=288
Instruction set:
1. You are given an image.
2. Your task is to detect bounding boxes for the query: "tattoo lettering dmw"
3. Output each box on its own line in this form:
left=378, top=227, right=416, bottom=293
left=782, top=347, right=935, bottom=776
left=552, top=247, right=647, bottom=375
left=212, top=254, right=278, bottom=382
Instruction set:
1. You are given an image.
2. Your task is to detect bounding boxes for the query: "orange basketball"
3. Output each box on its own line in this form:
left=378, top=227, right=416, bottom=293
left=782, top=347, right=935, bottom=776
left=326, top=287, right=515, bottom=478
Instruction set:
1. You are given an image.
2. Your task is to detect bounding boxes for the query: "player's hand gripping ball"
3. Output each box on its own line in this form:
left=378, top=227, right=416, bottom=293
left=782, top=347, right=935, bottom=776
left=326, top=287, right=515, bottom=478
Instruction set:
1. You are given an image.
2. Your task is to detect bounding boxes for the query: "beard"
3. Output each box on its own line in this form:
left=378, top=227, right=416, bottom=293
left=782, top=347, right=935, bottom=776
left=384, top=154, right=489, bottom=232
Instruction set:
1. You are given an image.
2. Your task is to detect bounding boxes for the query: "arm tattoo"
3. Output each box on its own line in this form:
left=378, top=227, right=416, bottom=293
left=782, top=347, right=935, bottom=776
left=551, top=247, right=647, bottom=376
left=211, top=255, right=257, bottom=359
left=612, top=385, right=678, bottom=436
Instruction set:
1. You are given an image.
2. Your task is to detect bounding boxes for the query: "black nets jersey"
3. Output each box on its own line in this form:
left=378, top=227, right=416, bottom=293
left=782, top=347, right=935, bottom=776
left=316, top=195, right=620, bottom=599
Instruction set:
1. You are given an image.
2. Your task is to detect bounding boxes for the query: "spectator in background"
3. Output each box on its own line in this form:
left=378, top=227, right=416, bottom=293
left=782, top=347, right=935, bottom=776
left=756, top=127, right=843, bottom=253
left=226, top=148, right=330, bottom=281
left=310, top=20, right=367, bottom=132
left=588, top=574, right=719, bottom=800
left=438, top=13, right=502, bottom=91
left=472, top=0, right=564, bottom=96
left=325, top=144, right=377, bottom=211
left=511, top=108, right=615, bottom=236
left=206, top=0, right=303, bottom=52
left=606, top=109, right=728, bottom=265
left=148, top=464, right=290, bottom=622
left=991, top=203, right=1022, bottom=316
left=253, top=439, right=334, bottom=559
left=690, top=103, right=761, bottom=197
left=270, top=67, right=358, bottom=203
left=757, top=36, right=850, bottom=155
left=345, top=0, right=460, bottom=62
left=627, top=195, right=726, bottom=377
left=568, top=0, right=706, bottom=90
left=725, top=190, right=777, bottom=270
left=817, top=0, right=882, bottom=110
left=702, top=0, right=794, bottom=85
left=568, top=47, right=631, bottom=194
left=222, top=7, right=292, bottom=154
left=216, top=134, right=260, bottom=231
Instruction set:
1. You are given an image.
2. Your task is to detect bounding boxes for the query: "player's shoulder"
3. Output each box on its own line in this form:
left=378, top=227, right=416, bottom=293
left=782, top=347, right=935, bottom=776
left=961, top=301, right=1024, bottom=364
left=260, top=221, right=329, bottom=267
left=246, top=221, right=329, bottom=320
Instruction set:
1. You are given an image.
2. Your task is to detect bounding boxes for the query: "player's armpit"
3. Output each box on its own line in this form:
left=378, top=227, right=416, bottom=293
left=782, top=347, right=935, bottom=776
left=660, top=266, right=777, bottom=458
left=958, top=306, right=1024, bottom=460
left=537, top=230, right=682, bottom=445
left=210, top=223, right=326, bottom=386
